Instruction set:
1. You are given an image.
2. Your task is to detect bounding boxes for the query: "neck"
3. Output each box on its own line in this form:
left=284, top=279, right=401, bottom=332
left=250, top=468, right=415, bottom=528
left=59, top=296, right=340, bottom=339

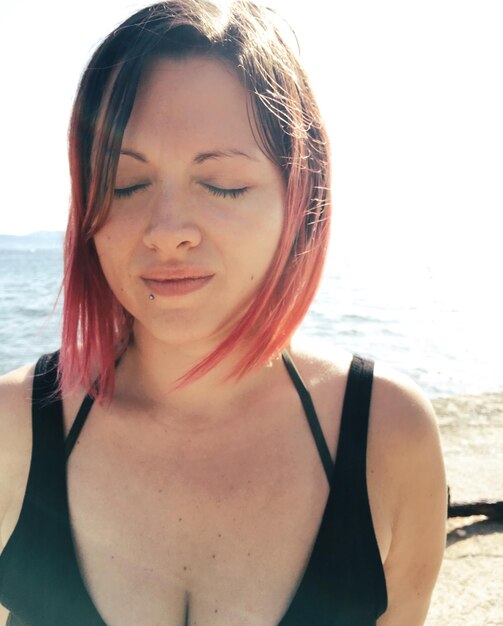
left=114, top=324, right=285, bottom=426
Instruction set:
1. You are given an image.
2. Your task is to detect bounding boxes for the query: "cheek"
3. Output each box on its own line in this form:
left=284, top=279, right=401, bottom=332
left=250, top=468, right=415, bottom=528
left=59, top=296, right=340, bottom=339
left=94, top=228, right=114, bottom=268
left=94, top=206, right=141, bottom=259
left=232, top=199, right=284, bottom=282
left=253, top=194, right=285, bottom=259
left=93, top=227, right=131, bottom=292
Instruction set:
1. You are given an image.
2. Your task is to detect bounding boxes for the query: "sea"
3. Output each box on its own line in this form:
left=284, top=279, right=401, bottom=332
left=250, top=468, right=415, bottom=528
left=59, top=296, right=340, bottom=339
left=1, top=239, right=502, bottom=400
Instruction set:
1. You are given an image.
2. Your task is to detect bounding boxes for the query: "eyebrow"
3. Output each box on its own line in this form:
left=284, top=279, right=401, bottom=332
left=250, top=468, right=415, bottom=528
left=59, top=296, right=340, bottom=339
left=119, top=147, right=258, bottom=164
left=192, top=149, right=259, bottom=164
left=119, top=149, right=148, bottom=162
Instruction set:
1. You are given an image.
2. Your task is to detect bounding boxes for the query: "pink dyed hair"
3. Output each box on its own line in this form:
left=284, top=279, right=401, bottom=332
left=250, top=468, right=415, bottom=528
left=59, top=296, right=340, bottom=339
left=60, top=0, right=331, bottom=402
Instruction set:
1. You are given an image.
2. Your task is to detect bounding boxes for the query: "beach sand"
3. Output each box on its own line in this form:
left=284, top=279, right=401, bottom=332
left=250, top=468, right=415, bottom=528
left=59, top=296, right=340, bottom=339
left=426, top=392, right=503, bottom=626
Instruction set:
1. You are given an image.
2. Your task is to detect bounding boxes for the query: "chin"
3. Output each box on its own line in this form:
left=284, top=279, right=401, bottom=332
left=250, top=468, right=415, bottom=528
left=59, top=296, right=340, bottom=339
left=126, top=288, right=252, bottom=350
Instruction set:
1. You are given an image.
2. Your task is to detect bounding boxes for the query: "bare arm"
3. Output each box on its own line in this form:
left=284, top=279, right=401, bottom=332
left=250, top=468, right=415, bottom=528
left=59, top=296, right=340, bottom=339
left=0, top=365, right=34, bottom=625
left=0, top=365, right=34, bottom=550
left=376, top=374, right=447, bottom=625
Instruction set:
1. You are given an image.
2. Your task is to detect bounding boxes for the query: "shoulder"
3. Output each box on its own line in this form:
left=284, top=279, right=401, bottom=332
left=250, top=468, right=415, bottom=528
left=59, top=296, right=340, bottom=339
left=289, top=344, right=447, bottom=622
left=288, top=339, right=439, bottom=437
left=292, top=342, right=444, bottom=506
left=0, top=362, right=35, bottom=453
left=284, top=342, right=354, bottom=446
left=369, top=360, right=446, bottom=520
left=372, top=360, right=438, bottom=435
left=288, top=342, right=446, bottom=524
left=372, top=365, right=447, bottom=623
left=370, top=360, right=443, bottom=478
left=0, top=363, right=36, bottom=548
left=290, top=340, right=441, bottom=452
left=362, top=361, right=446, bottom=624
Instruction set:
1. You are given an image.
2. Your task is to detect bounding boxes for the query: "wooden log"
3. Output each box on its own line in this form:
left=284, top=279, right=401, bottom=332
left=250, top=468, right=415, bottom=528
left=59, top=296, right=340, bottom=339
left=448, top=500, right=503, bottom=519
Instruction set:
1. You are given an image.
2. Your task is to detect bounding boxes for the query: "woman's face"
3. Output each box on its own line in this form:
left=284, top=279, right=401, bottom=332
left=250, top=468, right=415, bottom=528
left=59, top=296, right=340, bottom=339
left=93, top=56, right=285, bottom=347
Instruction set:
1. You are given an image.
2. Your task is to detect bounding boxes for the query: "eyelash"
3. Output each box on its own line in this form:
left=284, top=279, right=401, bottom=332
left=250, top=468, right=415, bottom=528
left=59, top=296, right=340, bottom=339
left=113, top=183, right=249, bottom=200
left=203, top=184, right=248, bottom=199
left=113, top=184, right=149, bottom=198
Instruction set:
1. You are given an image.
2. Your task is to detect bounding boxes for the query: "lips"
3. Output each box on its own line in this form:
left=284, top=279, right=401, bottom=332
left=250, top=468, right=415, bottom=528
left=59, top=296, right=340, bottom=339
left=141, top=267, right=214, bottom=296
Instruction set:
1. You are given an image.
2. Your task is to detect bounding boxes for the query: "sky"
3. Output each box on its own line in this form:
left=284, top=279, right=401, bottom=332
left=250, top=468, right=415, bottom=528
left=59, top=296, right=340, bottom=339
left=1, top=0, right=502, bottom=285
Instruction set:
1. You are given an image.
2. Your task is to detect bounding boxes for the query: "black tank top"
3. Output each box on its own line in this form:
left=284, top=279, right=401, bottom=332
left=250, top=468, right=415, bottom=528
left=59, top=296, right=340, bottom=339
left=0, top=350, right=387, bottom=625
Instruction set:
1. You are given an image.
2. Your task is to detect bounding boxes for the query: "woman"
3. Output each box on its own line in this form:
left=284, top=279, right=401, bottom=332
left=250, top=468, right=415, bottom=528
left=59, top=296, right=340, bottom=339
left=0, top=1, right=446, bottom=624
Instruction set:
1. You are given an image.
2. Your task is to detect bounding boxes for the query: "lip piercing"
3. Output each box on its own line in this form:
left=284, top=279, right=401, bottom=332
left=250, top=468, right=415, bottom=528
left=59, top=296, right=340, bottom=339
left=148, top=294, right=155, bottom=301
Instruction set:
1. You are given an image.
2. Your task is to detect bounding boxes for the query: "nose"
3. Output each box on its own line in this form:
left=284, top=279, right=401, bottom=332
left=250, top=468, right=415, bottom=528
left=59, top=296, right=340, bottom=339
left=142, top=189, right=202, bottom=252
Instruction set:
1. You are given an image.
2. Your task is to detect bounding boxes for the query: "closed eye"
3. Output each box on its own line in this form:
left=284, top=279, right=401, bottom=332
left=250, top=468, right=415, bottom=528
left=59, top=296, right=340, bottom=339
left=203, top=184, right=249, bottom=199
left=114, top=183, right=151, bottom=198
left=113, top=182, right=248, bottom=200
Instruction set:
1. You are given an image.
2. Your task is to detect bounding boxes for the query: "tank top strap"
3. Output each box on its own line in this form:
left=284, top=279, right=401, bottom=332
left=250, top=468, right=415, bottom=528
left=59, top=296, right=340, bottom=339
left=30, top=350, right=68, bottom=507
left=281, top=350, right=375, bottom=489
left=65, top=394, right=95, bottom=460
left=333, top=353, right=375, bottom=504
left=281, top=350, right=334, bottom=483
left=64, top=353, right=127, bottom=460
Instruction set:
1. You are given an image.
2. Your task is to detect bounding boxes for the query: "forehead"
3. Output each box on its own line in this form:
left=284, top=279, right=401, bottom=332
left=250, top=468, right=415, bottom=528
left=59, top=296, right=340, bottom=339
left=121, top=55, right=259, bottom=155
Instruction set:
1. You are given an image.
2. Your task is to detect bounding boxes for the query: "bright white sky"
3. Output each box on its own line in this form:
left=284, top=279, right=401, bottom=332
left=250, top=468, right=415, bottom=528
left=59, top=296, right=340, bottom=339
left=1, top=0, right=502, bottom=284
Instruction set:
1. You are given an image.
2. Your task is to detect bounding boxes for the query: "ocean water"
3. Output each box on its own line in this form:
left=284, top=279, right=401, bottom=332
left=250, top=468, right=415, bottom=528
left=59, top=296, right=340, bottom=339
left=1, top=246, right=501, bottom=399
left=0, top=248, right=63, bottom=373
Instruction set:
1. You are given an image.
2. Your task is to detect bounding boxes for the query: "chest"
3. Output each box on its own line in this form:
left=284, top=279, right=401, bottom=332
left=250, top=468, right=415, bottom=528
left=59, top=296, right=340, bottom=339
left=65, top=405, right=336, bottom=626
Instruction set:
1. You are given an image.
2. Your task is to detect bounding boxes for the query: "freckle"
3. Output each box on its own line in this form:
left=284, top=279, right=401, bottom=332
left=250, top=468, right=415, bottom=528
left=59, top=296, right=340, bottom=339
left=179, top=517, right=183, bottom=522
left=218, top=533, right=222, bottom=538
left=250, top=275, right=255, bottom=281
left=212, top=554, right=216, bottom=558
left=158, top=488, right=163, bottom=493
left=183, top=566, right=187, bottom=570
left=214, top=609, right=218, bottom=613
